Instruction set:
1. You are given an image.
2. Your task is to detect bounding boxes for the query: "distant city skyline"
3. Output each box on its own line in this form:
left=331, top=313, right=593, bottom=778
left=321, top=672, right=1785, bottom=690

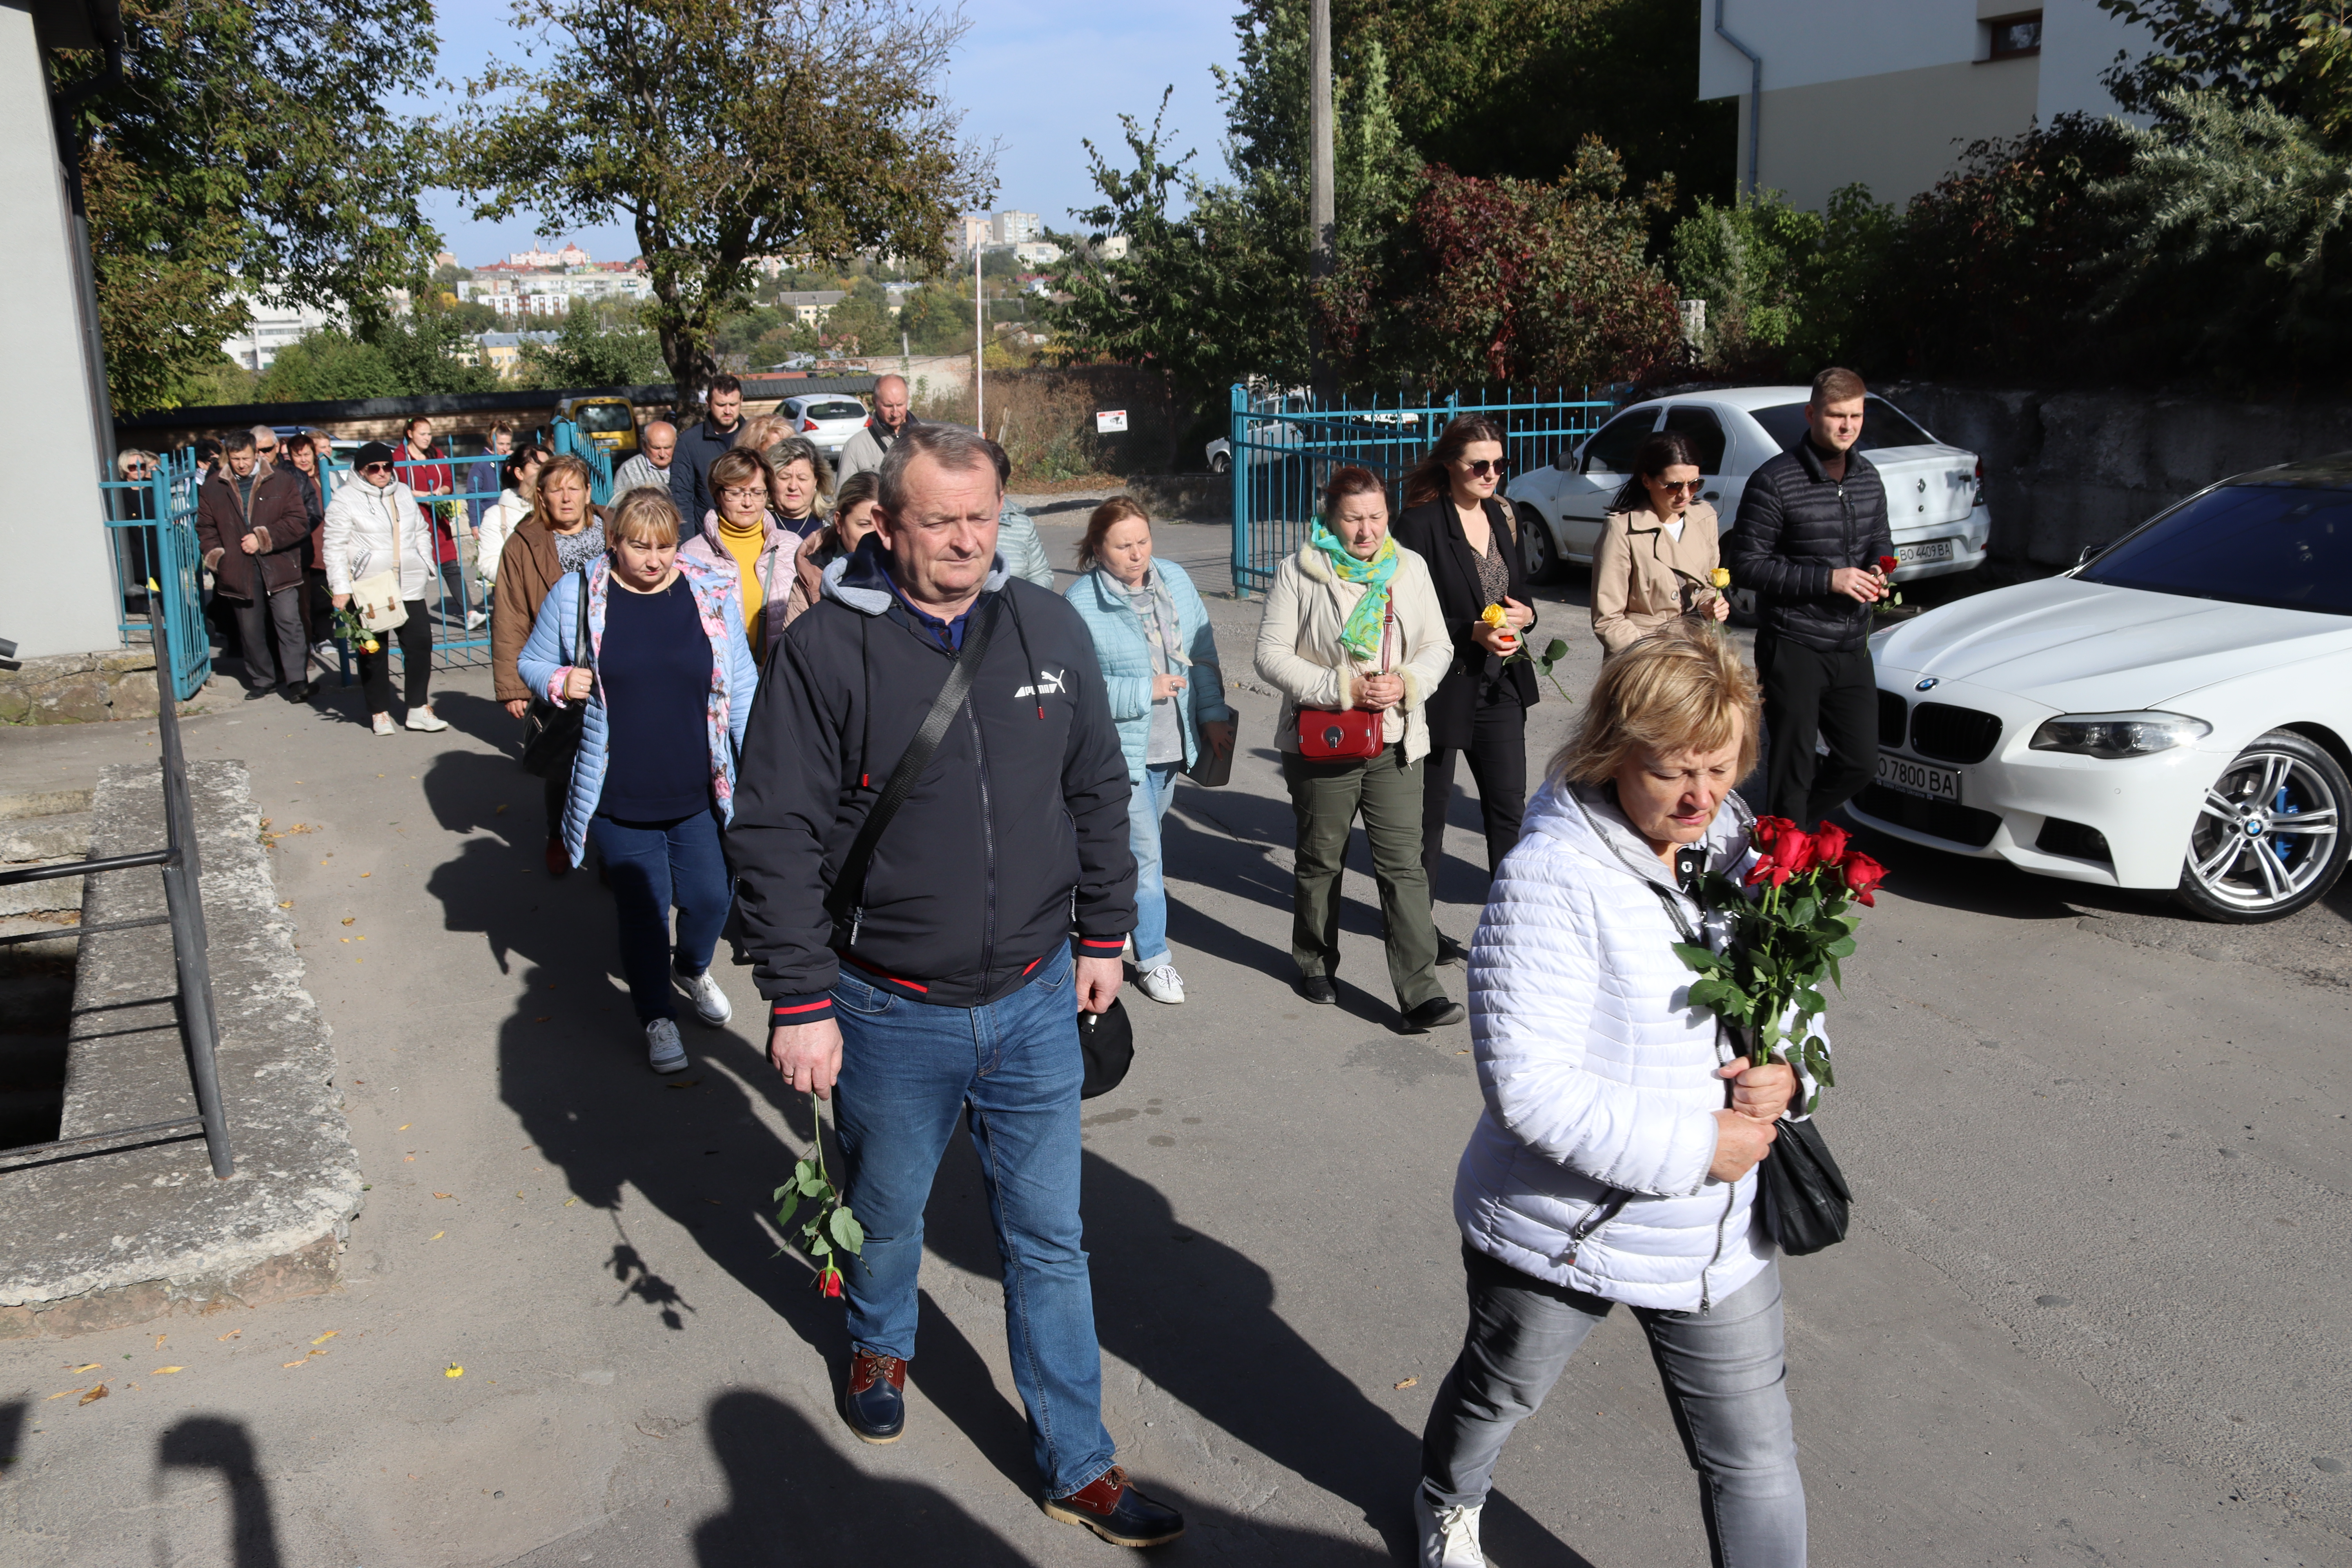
left=407, top=1, right=1234, bottom=272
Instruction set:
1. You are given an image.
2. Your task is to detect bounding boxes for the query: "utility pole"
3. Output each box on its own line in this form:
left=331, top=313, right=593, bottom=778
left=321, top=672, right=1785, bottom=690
left=1308, top=0, right=1336, bottom=401
left=974, top=235, right=985, bottom=438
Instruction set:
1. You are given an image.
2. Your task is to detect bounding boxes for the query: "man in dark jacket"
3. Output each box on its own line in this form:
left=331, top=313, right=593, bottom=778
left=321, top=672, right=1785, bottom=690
left=730, top=425, right=1183, bottom=1550
left=668, top=373, right=746, bottom=526
left=195, top=429, right=314, bottom=700
left=1723, top=367, right=1893, bottom=826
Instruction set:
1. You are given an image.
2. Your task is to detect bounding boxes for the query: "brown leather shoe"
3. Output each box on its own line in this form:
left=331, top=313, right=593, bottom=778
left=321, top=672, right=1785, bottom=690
left=1042, top=1465, right=1185, bottom=1548
left=842, top=1351, right=906, bottom=1444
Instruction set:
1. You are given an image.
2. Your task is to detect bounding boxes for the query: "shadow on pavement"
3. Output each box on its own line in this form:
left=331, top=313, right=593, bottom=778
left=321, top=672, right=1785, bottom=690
left=912, top=1141, right=1593, bottom=1567
left=155, top=1415, right=284, bottom=1568
left=694, top=1389, right=1030, bottom=1565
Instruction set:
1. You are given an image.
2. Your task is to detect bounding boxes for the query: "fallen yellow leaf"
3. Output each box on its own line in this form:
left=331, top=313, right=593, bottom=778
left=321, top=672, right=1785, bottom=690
left=283, top=1359, right=310, bottom=1368
left=312, top=1331, right=338, bottom=1345
left=432, top=1191, right=452, bottom=1199
left=80, top=1384, right=109, bottom=1405
left=445, top=1364, right=464, bottom=1378
left=342, top=916, right=356, bottom=926
left=429, top=1231, right=445, bottom=1240
left=1394, top=1376, right=1419, bottom=1390
left=399, top=1123, right=410, bottom=1130
left=45, top=1388, right=80, bottom=1401
left=154, top=1366, right=183, bottom=1375
left=360, top=871, right=370, bottom=877
left=154, top=1334, right=167, bottom=1349
left=72, top=1362, right=100, bottom=1372
left=563, top=1198, right=576, bottom=1207
left=217, top=1329, right=241, bottom=1341
left=277, top=900, right=294, bottom=908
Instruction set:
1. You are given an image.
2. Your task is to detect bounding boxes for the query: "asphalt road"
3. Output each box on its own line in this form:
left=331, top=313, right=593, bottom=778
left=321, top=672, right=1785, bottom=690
left=0, top=503, right=2345, bottom=1566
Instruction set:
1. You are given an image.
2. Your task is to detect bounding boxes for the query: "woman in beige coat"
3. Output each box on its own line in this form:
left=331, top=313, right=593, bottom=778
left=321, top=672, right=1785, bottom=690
left=1254, top=465, right=1464, bottom=1031
left=1590, top=428, right=1731, bottom=655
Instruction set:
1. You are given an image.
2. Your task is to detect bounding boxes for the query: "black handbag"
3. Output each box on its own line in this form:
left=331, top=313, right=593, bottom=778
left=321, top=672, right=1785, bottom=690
left=520, top=569, right=591, bottom=778
left=1758, top=1115, right=1851, bottom=1256
left=1077, top=997, right=1134, bottom=1100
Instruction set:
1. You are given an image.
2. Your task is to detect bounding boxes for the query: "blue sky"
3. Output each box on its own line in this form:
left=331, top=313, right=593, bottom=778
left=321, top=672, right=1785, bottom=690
left=416, top=0, right=1239, bottom=267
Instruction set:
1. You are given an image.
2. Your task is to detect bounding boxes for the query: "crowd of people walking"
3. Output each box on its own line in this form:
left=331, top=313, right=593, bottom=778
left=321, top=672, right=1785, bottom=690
left=153, top=367, right=1904, bottom=1566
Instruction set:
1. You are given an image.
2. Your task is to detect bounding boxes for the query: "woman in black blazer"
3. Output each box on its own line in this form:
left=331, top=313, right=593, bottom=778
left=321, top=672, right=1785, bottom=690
left=1394, top=414, right=1538, bottom=963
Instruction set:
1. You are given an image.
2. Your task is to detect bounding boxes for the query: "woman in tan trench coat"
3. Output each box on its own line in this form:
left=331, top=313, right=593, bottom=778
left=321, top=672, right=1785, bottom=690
left=1590, top=429, right=1732, bottom=655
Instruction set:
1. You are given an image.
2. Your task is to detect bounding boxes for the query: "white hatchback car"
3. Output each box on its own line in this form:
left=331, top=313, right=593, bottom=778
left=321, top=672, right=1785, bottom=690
left=1506, top=387, right=1992, bottom=598
left=779, top=394, right=873, bottom=459
left=1854, top=459, right=2352, bottom=922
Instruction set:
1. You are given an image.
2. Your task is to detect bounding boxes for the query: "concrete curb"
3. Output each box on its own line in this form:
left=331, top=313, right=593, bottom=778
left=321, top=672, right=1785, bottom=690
left=0, top=759, right=364, bottom=1338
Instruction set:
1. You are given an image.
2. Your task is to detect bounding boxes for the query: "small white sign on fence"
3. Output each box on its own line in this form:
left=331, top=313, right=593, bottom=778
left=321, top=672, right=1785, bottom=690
left=1094, top=409, right=1129, bottom=434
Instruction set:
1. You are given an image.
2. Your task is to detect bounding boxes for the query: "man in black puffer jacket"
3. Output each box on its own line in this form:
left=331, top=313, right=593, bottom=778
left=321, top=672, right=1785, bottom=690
left=1723, top=367, right=1895, bottom=826
left=729, top=425, right=1186, bottom=1550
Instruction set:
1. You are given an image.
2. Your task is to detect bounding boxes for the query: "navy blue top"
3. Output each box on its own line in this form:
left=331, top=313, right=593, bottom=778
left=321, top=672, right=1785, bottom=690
left=596, top=576, right=710, bottom=822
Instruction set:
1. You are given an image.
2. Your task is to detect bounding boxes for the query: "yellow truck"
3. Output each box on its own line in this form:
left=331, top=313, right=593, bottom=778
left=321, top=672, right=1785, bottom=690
left=552, top=395, right=640, bottom=457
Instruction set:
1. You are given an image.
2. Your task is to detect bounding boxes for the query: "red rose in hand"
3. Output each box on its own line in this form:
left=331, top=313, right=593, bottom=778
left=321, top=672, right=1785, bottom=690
left=1838, top=851, right=1888, bottom=906
left=1745, top=816, right=1816, bottom=886
left=1811, top=821, right=1851, bottom=864
left=818, top=1265, right=844, bottom=1299
left=1877, top=555, right=1899, bottom=575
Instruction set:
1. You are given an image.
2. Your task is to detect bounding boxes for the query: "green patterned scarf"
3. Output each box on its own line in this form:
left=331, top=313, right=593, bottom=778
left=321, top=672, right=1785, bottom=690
left=1309, top=519, right=1399, bottom=662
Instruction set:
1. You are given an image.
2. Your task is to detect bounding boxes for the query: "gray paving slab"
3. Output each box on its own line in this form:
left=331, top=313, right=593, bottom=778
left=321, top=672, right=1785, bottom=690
left=0, top=515, right=2342, bottom=1566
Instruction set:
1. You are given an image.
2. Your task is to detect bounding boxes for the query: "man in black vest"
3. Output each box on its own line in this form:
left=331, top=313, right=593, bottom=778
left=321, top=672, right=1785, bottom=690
left=1724, top=367, right=1895, bottom=826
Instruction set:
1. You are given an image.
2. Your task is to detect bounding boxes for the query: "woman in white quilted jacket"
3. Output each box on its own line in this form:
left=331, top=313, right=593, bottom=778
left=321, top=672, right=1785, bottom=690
left=1413, top=619, right=1810, bottom=1568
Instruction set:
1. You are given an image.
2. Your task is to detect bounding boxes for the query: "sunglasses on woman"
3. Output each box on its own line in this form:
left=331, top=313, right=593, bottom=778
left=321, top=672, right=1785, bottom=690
left=1461, top=459, right=1508, bottom=479
left=1655, top=479, right=1703, bottom=494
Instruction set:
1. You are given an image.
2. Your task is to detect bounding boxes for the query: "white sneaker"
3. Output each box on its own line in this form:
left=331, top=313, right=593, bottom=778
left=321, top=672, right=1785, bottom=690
left=371, top=712, right=397, bottom=736
left=675, top=967, right=732, bottom=1026
left=405, top=706, right=450, bottom=732
left=1414, top=1487, right=1487, bottom=1568
left=645, top=1018, right=689, bottom=1074
left=465, top=609, right=488, bottom=630
left=1136, top=962, right=1186, bottom=1005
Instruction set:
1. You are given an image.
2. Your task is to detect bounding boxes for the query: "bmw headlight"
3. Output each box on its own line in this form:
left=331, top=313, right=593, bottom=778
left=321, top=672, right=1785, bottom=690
left=2028, top=711, right=2212, bottom=759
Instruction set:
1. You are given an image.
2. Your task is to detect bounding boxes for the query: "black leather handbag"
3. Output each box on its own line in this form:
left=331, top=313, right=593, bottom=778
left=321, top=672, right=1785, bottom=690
left=1757, top=1114, right=1851, bottom=1256
left=520, top=569, right=591, bottom=779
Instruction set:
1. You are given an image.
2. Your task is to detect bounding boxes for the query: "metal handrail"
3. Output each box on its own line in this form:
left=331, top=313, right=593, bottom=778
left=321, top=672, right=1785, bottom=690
left=0, top=637, right=232, bottom=1178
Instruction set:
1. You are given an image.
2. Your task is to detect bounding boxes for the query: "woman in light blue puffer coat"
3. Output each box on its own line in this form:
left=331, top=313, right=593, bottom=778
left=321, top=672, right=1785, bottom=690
left=1062, top=498, right=1233, bottom=1005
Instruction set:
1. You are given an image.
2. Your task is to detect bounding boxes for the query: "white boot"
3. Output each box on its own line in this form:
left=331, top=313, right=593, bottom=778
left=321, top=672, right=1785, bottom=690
left=1414, top=1485, right=1487, bottom=1568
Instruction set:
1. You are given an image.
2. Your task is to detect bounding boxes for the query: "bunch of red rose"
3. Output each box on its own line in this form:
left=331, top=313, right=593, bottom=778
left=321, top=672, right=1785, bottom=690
left=1673, top=818, right=1890, bottom=1109
left=1746, top=817, right=1887, bottom=905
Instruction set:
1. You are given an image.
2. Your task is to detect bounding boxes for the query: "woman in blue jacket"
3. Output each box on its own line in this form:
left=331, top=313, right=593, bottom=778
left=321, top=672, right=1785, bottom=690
left=1063, top=498, right=1234, bottom=1005
left=520, top=488, right=759, bottom=1074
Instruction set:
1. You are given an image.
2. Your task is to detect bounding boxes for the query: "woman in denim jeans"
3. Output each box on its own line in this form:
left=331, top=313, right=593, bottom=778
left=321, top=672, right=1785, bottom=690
left=1062, top=497, right=1234, bottom=1005
left=519, top=488, right=758, bottom=1076
left=1416, top=621, right=1811, bottom=1567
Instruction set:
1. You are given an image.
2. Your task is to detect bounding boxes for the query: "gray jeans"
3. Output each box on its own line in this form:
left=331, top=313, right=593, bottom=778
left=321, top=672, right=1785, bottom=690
left=1421, top=1243, right=1806, bottom=1568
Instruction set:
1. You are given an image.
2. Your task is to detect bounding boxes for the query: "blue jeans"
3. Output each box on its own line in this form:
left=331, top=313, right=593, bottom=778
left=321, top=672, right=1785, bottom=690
left=1423, top=1247, right=1805, bottom=1567
left=587, top=808, right=730, bottom=1022
left=1127, top=761, right=1181, bottom=970
left=830, top=944, right=1114, bottom=1498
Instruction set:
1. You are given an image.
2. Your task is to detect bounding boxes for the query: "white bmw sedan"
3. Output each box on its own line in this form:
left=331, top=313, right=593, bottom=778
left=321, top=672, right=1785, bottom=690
left=1853, top=461, right=2352, bottom=921
left=1506, top=386, right=1992, bottom=595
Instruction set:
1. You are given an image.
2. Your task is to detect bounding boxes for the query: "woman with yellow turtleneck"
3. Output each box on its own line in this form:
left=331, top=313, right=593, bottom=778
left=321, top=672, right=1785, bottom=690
left=683, top=446, right=793, bottom=659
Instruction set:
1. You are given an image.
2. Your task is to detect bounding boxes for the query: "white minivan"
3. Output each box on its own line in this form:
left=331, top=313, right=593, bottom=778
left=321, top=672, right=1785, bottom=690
left=1505, top=387, right=1992, bottom=603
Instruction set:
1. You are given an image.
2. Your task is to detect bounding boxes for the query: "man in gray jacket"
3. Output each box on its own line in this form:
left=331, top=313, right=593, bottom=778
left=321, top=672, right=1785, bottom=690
left=836, top=374, right=912, bottom=481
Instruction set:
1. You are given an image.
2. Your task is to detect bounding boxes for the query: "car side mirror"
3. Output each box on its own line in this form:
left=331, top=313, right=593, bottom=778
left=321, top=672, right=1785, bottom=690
left=2076, top=541, right=2109, bottom=568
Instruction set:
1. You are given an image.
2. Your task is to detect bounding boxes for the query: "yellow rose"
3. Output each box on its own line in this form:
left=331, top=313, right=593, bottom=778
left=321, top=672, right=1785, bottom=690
left=1479, top=603, right=1506, bottom=628
left=1710, top=567, right=1731, bottom=589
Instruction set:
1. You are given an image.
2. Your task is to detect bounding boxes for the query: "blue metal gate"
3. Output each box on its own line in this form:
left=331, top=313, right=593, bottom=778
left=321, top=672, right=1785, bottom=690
left=1227, top=385, right=1616, bottom=597
left=102, top=449, right=212, bottom=703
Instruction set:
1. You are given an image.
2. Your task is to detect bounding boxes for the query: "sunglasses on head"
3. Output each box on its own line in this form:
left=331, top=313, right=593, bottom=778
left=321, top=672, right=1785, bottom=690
left=1461, top=458, right=1508, bottom=478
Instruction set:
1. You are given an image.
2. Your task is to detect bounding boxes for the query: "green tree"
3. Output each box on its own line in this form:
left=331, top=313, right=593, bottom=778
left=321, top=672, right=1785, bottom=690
left=2099, top=1, right=2352, bottom=136
left=518, top=303, right=668, bottom=388
left=255, top=330, right=399, bottom=403
left=818, top=279, right=894, bottom=356
left=900, top=281, right=975, bottom=354
left=447, top=0, right=992, bottom=409
left=52, top=0, right=445, bottom=414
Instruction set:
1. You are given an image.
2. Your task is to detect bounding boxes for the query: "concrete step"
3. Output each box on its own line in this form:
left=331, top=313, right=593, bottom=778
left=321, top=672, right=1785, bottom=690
left=0, top=788, right=93, bottom=823
left=1, top=811, right=93, bottom=864
left=0, top=877, right=82, bottom=918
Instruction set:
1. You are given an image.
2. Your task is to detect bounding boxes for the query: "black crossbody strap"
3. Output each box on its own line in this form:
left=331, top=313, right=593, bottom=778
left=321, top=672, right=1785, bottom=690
left=827, top=593, right=1002, bottom=941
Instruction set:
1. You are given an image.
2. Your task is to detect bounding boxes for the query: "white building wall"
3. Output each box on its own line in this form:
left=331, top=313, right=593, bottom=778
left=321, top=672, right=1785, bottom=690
left=2036, top=3, right=2152, bottom=123
left=0, top=7, right=120, bottom=659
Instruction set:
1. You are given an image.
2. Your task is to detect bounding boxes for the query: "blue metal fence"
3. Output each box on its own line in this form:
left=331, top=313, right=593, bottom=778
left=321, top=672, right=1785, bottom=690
left=100, top=449, right=210, bottom=703
left=1227, top=384, right=1617, bottom=597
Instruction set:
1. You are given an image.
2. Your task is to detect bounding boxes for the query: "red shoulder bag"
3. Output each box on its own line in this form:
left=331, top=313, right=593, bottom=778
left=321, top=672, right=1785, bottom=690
left=1295, top=607, right=1394, bottom=761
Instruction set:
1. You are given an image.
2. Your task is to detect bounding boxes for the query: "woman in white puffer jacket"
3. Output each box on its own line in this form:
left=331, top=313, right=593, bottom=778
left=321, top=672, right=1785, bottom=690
left=1414, top=620, right=1813, bottom=1568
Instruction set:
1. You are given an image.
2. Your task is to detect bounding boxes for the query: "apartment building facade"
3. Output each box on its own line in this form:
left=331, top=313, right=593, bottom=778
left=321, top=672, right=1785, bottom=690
left=1699, top=0, right=2153, bottom=211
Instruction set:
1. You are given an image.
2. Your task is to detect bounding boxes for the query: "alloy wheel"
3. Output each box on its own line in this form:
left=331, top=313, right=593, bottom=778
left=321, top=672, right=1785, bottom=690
left=2178, top=733, right=2348, bottom=921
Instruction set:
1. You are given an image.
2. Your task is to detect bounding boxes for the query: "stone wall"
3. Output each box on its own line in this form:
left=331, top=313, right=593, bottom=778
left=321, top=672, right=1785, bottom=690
left=1883, top=381, right=2352, bottom=577
left=0, top=650, right=163, bottom=725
